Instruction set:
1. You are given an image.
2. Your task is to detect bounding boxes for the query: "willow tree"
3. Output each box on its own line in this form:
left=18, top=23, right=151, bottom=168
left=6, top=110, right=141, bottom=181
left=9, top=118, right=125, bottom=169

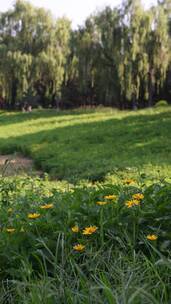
left=4, top=51, right=32, bottom=105
left=0, top=36, right=32, bottom=104
left=0, top=0, right=71, bottom=106
left=0, top=0, right=170, bottom=108
left=70, top=17, right=99, bottom=105
left=114, top=0, right=170, bottom=108
left=93, top=7, right=123, bottom=106
left=64, top=7, right=123, bottom=107
left=64, top=1, right=170, bottom=108
left=117, top=1, right=151, bottom=108
left=33, top=17, right=71, bottom=105
left=145, top=4, right=170, bottom=106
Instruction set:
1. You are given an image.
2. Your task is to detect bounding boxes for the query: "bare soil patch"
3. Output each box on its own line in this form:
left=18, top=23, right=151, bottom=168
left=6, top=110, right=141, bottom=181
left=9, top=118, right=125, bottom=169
left=0, top=154, right=42, bottom=176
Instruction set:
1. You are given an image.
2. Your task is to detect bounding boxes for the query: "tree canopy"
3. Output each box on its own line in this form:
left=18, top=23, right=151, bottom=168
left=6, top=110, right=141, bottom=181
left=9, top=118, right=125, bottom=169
left=0, top=0, right=170, bottom=109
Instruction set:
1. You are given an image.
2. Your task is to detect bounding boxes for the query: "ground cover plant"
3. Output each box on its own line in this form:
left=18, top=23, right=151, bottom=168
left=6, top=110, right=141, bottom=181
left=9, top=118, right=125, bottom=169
left=0, top=106, right=171, bottom=183
left=0, top=175, right=171, bottom=303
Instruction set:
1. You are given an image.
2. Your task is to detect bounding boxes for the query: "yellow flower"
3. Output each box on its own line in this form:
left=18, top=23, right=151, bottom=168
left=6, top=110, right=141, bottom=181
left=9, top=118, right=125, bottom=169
left=125, top=199, right=140, bottom=208
left=124, top=179, right=135, bottom=185
left=40, top=203, right=54, bottom=209
left=132, top=193, right=144, bottom=200
left=28, top=213, right=41, bottom=219
left=125, top=200, right=133, bottom=208
left=146, top=234, right=158, bottom=241
left=96, top=201, right=108, bottom=206
left=71, top=225, right=79, bottom=233
left=82, top=226, right=98, bottom=235
left=7, top=208, right=13, bottom=213
left=6, top=228, right=15, bottom=233
left=104, top=195, right=118, bottom=200
left=73, top=244, right=85, bottom=252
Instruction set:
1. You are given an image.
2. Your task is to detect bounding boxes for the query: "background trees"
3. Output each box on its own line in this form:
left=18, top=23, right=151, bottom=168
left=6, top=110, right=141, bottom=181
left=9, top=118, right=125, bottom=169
left=0, top=0, right=71, bottom=108
left=0, top=0, right=170, bottom=109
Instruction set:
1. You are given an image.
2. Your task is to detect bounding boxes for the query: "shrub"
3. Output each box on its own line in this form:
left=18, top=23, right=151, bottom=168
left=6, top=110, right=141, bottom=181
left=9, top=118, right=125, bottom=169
left=155, top=100, right=168, bottom=107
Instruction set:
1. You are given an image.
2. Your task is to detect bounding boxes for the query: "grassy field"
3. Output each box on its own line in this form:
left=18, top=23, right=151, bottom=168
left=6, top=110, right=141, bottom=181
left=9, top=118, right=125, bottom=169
left=0, top=106, right=171, bottom=303
left=0, top=106, right=171, bottom=183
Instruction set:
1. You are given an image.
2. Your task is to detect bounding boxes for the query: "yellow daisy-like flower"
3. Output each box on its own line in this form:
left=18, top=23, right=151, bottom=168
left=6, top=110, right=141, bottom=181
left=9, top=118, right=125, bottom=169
left=40, top=203, right=54, bottom=209
left=73, top=244, right=85, bottom=252
left=132, top=193, right=144, bottom=200
left=125, top=199, right=140, bottom=208
left=28, top=213, right=41, bottom=219
left=124, top=179, right=135, bottom=185
left=104, top=195, right=118, bottom=200
left=96, top=201, right=108, bottom=206
left=125, top=200, right=134, bottom=208
left=82, top=226, right=98, bottom=235
left=146, top=234, right=158, bottom=241
left=71, top=225, right=79, bottom=233
left=6, top=228, right=15, bottom=233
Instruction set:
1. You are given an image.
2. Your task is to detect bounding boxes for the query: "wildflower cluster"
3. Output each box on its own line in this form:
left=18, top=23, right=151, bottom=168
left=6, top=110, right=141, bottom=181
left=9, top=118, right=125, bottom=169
left=96, top=194, right=118, bottom=206
left=1, top=176, right=170, bottom=266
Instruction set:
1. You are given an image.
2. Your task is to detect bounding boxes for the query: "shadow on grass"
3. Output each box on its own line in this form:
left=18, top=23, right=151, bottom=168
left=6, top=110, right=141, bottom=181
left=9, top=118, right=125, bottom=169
left=0, top=108, right=105, bottom=127
left=0, top=111, right=170, bottom=182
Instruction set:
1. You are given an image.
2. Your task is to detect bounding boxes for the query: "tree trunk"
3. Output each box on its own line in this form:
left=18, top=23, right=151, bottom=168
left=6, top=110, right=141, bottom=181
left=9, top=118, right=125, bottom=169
left=132, top=94, right=137, bottom=110
left=148, top=70, right=154, bottom=107
left=11, top=79, right=18, bottom=108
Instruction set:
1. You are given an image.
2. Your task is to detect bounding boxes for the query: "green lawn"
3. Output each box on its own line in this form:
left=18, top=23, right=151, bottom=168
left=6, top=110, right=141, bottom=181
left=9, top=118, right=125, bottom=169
left=0, top=106, right=171, bottom=183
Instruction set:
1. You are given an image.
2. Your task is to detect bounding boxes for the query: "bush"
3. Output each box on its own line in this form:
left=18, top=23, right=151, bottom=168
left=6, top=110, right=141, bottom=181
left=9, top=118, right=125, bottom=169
left=155, top=100, right=168, bottom=107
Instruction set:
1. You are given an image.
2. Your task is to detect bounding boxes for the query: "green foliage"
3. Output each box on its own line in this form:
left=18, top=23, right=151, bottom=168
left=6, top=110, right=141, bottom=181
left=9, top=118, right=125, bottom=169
left=0, top=175, right=171, bottom=303
left=0, top=0, right=170, bottom=108
left=0, top=0, right=71, bottom=106
left=64, top=0, right=171, bottom=108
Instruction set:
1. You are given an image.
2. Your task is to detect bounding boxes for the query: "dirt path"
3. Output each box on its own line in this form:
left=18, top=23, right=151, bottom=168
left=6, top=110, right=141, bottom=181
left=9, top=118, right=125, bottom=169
left=0, top=154, right=42, bottom=176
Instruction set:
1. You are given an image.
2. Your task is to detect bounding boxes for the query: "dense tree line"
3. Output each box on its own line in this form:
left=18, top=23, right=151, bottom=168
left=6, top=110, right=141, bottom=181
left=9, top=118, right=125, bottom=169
left=0, top=0, right=171, bottom=110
